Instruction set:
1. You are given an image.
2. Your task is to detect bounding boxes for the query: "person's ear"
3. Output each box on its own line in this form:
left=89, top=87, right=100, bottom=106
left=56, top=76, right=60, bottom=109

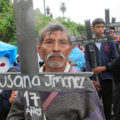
left=37, top=44, right=40, bottom=52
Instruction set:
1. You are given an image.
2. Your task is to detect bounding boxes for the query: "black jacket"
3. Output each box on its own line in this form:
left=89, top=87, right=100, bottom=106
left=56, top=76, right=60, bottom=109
left=0, top=90, right=12, bottom=120
left=111, top=56, right=120, bottom=84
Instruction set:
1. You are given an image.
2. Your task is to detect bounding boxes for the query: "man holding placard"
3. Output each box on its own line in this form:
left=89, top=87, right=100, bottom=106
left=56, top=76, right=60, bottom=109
left=7, top=22, right=105, bottom=120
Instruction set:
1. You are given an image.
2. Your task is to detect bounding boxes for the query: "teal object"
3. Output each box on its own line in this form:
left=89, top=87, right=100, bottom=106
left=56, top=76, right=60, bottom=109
left=0, top=41, right=17, bottom=66
left=68, top=46, right=85, bottom=71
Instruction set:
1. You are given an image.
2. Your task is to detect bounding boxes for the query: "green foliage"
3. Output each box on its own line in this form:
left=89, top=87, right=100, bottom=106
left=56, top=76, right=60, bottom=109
left=0, top=1, right=85, bottom=45
left=0, top=0, right=9, bottom=13
left=56, top=17, right=86, bottom=36
left=8, top=39, right=17, bottom=46
left=34, top=13, right=53, bottom=37
left=35, top=15, right=86, bottom=38
left=0, top=0, right=16, bottom=43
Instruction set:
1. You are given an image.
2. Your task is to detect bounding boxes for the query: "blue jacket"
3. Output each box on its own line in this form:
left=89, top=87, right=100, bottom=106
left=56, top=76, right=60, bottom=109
left=85, top=42, right=119, bottom=80
left=68, top=46, right=85, bottom=71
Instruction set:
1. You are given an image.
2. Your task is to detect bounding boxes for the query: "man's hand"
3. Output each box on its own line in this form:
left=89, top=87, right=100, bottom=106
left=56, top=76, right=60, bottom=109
left=92, top=66, right=106, bottom=75
left=93, top=80, right=101, bottom=91
left=68, top=60, right=77, bottom=66
left=9, top=91, right=17, bottom=103
left=70, top=63, right=76, bottom=66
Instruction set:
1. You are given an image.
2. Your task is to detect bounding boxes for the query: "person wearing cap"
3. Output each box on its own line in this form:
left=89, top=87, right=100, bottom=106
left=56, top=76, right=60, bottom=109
left=84, top=18, right=119, bottom=120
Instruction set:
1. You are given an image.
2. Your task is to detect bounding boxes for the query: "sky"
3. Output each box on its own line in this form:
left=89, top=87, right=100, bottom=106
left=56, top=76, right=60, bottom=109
left=33, top=0, right=120, bottom=25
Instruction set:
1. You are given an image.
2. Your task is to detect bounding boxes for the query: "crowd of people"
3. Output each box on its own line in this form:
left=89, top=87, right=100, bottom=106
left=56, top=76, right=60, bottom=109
left=0, top=18, right=120, bottom=120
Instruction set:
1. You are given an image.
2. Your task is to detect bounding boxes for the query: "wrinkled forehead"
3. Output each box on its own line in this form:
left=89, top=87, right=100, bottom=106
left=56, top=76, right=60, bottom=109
left=43, top=30, right=68, bottom=39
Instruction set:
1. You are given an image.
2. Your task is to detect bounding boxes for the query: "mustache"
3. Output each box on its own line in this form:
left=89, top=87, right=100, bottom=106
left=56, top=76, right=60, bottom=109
left=47, top=53, right=65, bottom=60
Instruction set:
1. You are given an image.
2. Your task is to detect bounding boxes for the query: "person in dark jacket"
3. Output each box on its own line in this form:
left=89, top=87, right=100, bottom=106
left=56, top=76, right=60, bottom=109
left=110, top=56, right=120, bottom=120
left=0, top=90, right=13, bottom=120
left=84, top=18, right=119, bottom=120
left=0, top=65, right=20, bottom=120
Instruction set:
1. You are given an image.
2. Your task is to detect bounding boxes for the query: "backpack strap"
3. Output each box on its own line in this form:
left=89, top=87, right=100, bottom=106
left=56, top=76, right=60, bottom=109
left=43, top=92, right=59, bottom=111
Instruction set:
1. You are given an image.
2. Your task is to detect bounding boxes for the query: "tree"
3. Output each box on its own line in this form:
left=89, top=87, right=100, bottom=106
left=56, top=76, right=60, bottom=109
left=56, top=17, right=85, bottom=35
left=0, top=0, right=16, bottom=44
left=0, top=0, right=85, bottom=45
left=60, top=2, right=66, bottom=18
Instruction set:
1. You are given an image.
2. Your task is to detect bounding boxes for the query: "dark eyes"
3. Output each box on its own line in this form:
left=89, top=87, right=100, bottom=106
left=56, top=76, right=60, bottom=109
left=46, top=41, right=67, bottom=44
left=60, top=41, right=67, bottom=44
left=96, top=26, right=105, bottom=28
left=45, top=40, right=68, bottom=45
left=46, top=41, right=52, bottom=44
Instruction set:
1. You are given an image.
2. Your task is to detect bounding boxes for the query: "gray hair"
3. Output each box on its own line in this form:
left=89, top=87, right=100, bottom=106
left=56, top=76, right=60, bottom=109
left=38, top=22, right=72, bottom=44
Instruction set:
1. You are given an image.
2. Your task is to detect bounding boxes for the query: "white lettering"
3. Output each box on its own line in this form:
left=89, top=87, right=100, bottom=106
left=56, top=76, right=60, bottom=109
left=62, top=76, right=72, bottom=88
left=73, top=77, right=85, bottom=89
left=7, top=75, right=13, bottom=88
left=44, top=75, right=54, bottom=87
left=26, top=107, right=42, bottom=116
left=14, top=75, right=23, bottom=88
left=24, top=91, right=30, bottom=107
left=0, top=76, right=7, bottom=87
left=52, top=76, right=60, bottom=88
left=32, top=75, right=41, bottom=87
left=23, top=76, right=32, bottom=88
left=29, top=92, right=40, bottom=107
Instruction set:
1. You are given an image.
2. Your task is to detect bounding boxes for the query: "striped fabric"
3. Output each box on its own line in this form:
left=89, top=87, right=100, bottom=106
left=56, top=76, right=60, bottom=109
left=43, top=92, right=59, bottom=111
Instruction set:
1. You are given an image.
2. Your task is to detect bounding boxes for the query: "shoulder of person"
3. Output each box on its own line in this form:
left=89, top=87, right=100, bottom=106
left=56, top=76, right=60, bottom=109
left=7, top=65, right=20, bottom=72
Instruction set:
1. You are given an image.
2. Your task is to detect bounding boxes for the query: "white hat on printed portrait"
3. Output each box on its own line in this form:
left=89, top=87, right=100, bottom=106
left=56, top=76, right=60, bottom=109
left=0, top=56, right=11, bottom=72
